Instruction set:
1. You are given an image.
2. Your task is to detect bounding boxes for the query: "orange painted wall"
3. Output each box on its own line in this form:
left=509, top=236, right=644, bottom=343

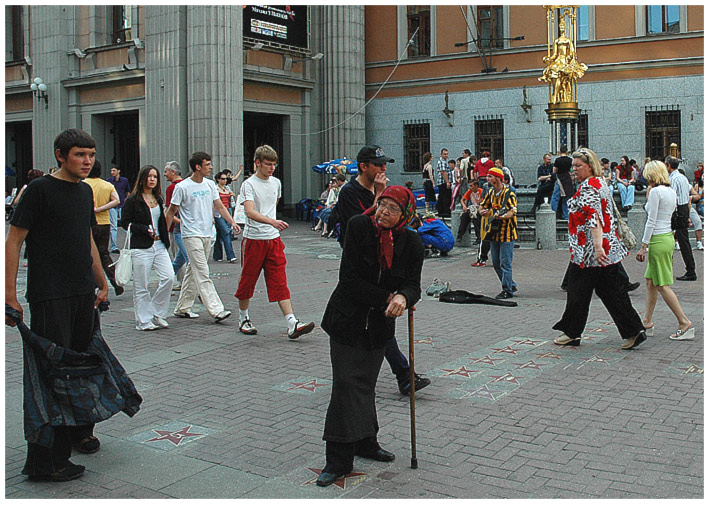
left=244, top=83, right=301, bottom=105
left=5, top=64, right=24, bottom=82
left=365, top=6, right=397, bottom=62
left=688, top=5, right=704, bottom=32
left=595, top=6, right=637, bottom=39
left=436, top=5, right=468, bottom=56
left=5, top=94, right=33, bottom=112
left=511, top=6, right=547, bottom=47
left=79, top=82, right=145, bottom=104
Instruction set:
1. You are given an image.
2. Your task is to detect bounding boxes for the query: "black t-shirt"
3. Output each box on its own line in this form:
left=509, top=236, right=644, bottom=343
left=554, top=155, right=572, bottom=176
left=333, top=178, right=375, bottom=248
left=11, top=175, right=97, bottom=303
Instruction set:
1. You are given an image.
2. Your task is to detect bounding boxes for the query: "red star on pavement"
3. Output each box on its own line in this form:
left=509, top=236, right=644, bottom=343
left=469, top=355, right=506, bottom=366
left=441, top=365, right=479, bottom=378
left=288, top=379, right=329, bottom=392
left=510, top=338, right=544, bottom=346
left=489, top=372, right=523, bottom=384
left=491, top=346, right=519, bottom=355
left=513, top=360, right=548, bottom=371
left=303, top=468, right=367, bottom=489
left=146, top=425, right=204, bottom=446
left=535, top=351, right=562, bottom=360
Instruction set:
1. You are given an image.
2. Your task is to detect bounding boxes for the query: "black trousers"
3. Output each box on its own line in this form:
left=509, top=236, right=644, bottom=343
left=477, top=240, right=490, bottom=262
left=91, top=224, right=117, bottom=287
left=531, top=182, right=555, bottom=214
left=553, top=262, right=644, bottom=340
left=561, top=260, right=631, bottom=289
left=457, top=211, right=472, bottom=239
left=674, top=204, right=696, bottom=276
left=437, top=184, right=452, bottom=217
left=23, top=294, right=96, bottom=476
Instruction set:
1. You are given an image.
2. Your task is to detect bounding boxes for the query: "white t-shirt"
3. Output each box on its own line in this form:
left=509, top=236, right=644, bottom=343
left=170, top=177, right=219, bottom=238
left=241, top=174, right=281, bottom=240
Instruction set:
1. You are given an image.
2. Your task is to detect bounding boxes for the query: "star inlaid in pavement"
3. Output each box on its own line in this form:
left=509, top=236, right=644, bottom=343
left=580, top=355, right=611, bottom=366
left=491, top=346, right=520, bottom=355
left=414, top=337, right=435, bottom=345
left=463, top=385, right=504, bottom=401
left=677, top=364, right=704, bottom=375
left=535, top=351, right=563, bottom=360
left=468, top=355, right=506, bottom=366
left=441, top=365, right=479, bottom=378
left=146, top=425, right=205, bottom=446
left=303, top=468, right=367, bottom=489
left=288, top=379, right=329, bottom=392
left=510, top=338, right=544, bottom=346
left=513, top=360, right=549, bottom=371
left=489, top=372, right=524, bottom=384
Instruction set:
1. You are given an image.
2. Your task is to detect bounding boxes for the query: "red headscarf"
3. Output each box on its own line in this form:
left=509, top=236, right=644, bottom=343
left=363, top=185, right=417, bottom=270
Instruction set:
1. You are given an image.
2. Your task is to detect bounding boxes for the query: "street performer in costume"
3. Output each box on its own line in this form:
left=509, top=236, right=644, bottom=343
left=316, top=186, right=424, bottom=487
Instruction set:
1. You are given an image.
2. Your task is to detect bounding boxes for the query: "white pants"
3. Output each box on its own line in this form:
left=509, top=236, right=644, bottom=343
left=175, top=236, right=224, bottom=317
left=132, top=241, right=174, bottom=329
left=689, top=206, right=703, bottom=231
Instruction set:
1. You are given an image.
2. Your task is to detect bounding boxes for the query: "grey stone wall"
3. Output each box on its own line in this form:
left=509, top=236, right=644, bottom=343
left=366, top=74, right=704, bottom=187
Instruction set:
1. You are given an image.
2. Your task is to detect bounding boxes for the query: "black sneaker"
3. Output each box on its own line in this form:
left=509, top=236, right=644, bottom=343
left=495, top=291, right=513, bottom=299
left=625, top=282, right=641, bottom=292
left=398, top=373, right=431, bottom=395
left=28, top=463, right=85, bottom=482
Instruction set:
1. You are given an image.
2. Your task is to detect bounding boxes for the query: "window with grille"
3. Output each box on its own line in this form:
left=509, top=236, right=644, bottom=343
left=474, top=118, right=504, bottom=162
left=112, top=6, right=132, bottom=44
left=647, top=5, right=680, bottom=34
left=477, top=6, right=504, bottom=49
left=645, top=107, right=681, bottom=159
left=577, top=114, right=589, bottom=149
left=403, top=123, right=430, bottom=172
left=407, top=6, right=431, bottom=57
left=5, top=6, right=23, bottom=62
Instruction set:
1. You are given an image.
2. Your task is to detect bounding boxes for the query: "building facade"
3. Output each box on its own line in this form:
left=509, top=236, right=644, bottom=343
left=5, top=5, right=704, bottom=208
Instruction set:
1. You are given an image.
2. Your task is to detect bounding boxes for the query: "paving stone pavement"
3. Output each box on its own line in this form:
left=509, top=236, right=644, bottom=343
left=5, top=221, right=703, bottom=498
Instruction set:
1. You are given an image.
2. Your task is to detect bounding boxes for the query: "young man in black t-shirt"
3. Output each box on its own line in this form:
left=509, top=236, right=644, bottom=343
left=5, top=128, right=109, bottom=482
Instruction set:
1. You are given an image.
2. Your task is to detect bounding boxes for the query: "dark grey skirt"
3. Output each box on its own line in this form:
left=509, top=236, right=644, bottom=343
left=323, top=339, right=386, bottom=443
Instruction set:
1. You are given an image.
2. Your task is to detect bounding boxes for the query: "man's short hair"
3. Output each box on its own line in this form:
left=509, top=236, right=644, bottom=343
left=463, top=149, right=471, bottom=156
left=188, top=151, right=211, bottom=172
left=481, top=150, right=491, bottom=157
left=559, top=145, right=568, bottom=154
left=440, top=148, right=448, bottom=155
left=335, top=174, right=346, bottom=182
left=254, top=145, right=278, bottom=163
left=165, top=160, right=180, bottom=173
left=448, top=159, right=456, bottom=166
left=88, top=159, right=102, bottom=178
left=665, top=156, right=680, bottom=170
left=601, top=157, right=609, bottom=164
left=54, top=128, right=96, bottom=165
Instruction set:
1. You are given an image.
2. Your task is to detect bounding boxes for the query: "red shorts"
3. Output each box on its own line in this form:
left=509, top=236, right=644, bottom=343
left=235, top=237, right=291, bottom=302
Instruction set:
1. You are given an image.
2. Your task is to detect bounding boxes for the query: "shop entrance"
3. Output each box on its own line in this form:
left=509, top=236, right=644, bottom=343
left=244, top=112, right=284, bottom=212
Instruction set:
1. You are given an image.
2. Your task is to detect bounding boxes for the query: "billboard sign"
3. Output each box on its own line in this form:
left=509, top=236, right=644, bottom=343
left=243, top=5, right=308, bottom=49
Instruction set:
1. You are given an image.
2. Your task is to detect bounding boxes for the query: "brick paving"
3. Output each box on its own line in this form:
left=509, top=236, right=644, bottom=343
left=5, top=221, right=703, bottom=498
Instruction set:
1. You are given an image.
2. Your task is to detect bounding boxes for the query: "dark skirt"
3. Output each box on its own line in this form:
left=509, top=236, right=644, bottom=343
left=423, top=179, right=436, bottom=203
left=323, top=339, right=386, bottom=443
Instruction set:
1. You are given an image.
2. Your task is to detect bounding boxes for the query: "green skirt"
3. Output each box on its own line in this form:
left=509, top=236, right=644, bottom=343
left=645, top=232, right=674, bottom=286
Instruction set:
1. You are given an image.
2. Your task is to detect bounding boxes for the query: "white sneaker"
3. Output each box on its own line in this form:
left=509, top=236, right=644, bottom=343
left=240, top=319, right=257, bottom=335
left=288, top=321, right=315, bottom=340
left=214, top=310, right=231, bottom=322
left=172, top=275, right=182, bottom=291
left=675, top=242, right=680, bottom=250
left=174, top=309, right=199, bottom=319
left=152, top=316, right=169, bottom=328
left=138, top=322, right=160, bottom=331
left=696, top=241, right=703, bottom=250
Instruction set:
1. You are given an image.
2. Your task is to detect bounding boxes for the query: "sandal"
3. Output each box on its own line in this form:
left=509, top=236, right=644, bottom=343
left=75, top=435, right=101, bottom=454
left=643, top=323, right=654, bottom=337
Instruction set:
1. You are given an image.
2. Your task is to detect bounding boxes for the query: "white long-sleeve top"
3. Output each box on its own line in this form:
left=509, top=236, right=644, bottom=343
left=642, top=185, right=676, bottom=244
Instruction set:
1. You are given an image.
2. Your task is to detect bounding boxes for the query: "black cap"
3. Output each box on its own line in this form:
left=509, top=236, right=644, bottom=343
left=357, top=145, right=395, bottom=164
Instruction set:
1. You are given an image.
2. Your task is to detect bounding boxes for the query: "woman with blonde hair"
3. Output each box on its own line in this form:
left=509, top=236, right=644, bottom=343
left=553, top=147, right=647, bottom=350
left=635, top=161, right=694, bottom=340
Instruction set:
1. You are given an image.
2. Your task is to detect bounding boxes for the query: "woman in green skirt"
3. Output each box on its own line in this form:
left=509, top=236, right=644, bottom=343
left=635, top=161, right=694, bottom=340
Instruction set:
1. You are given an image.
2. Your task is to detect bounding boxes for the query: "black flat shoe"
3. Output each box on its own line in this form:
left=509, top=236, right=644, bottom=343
left=676, top=274, right=697, bottom=281
left=316, top=470, right=348, bottom=487
left=356, top=448, right=395, bottom=462
left=28, top=463, right=85, bottom=482
left=625, top=282, right=641, bottom=292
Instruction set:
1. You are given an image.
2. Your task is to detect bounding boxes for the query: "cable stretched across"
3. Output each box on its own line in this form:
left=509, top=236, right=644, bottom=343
left=290, top=27, right=419, bottom=137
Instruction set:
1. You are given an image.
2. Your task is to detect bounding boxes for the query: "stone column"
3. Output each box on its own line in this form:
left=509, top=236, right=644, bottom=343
left=29, top=6, right=73, bottom=170
left=535, top=200, right=557, bottom=249
left=318, top=6, right=366, bottom=161
left=144, top=6, right=189, bottom=175
left=626, top=207, right=646, bottom=251
left=186, top=6, right=243, bottom=172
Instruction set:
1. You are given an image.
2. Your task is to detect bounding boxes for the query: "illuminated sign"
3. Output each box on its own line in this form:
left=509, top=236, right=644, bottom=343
left=243, top=5, right=308, bottom=49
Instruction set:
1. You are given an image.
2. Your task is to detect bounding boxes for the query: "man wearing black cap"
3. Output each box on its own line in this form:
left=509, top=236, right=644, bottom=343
left=332, top=145, right=431, bottom=395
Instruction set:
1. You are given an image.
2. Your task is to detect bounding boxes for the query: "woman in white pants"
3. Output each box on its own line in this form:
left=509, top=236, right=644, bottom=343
left=120, top=165, right=174, bottom=330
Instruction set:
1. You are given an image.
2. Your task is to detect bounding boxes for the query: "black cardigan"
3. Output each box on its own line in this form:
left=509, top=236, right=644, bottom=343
left=119, top=194, right=170, bottom=250
left=321, top=214, right=424, bottom=349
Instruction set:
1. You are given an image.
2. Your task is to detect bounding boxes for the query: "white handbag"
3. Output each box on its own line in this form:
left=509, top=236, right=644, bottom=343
left=110, top=224, right=132, bottom=286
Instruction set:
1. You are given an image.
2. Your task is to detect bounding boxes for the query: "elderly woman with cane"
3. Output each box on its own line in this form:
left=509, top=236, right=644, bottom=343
left=552, top=147, right=648, bottom=350
left=316, top=186, right=424, bottom=487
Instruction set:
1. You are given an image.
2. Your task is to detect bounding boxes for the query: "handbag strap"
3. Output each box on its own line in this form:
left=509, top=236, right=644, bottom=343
left=122, top=223, right=132, bottom=250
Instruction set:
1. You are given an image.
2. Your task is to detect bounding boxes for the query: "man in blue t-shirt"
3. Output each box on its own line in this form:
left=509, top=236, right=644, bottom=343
left=106, top=166, right=131, bottom=252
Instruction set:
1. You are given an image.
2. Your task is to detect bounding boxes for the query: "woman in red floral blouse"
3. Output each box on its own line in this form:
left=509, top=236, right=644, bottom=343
left=552, top=147, right=647, bottom=350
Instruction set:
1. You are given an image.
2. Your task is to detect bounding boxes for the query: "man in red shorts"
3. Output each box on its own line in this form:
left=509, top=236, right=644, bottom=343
left=235, top=145, right=314, bottom=339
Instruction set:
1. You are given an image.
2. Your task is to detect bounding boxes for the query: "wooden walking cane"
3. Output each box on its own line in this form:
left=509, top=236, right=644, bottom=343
left=408, top=306, right=418, bottom=469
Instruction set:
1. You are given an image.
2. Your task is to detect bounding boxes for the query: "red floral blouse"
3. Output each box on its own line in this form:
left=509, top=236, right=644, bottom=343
left=567, top=176, right=628, bottom=268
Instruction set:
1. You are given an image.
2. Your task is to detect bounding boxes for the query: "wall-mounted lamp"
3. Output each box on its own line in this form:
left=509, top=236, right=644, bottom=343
left=442, top=90, right=454, bottom=127
left=30, top=77, right=48, bottom=109
left=284, top=52, right=324, bottom=72
left=251, top=42, right=264, bottom=51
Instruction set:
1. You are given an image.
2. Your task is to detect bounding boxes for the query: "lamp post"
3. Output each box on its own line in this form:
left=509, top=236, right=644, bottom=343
left=30, top=77, right=48, bottom=109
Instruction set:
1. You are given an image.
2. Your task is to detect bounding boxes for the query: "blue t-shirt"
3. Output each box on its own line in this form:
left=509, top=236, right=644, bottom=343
left=106, top=176, right=131, bottom=208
